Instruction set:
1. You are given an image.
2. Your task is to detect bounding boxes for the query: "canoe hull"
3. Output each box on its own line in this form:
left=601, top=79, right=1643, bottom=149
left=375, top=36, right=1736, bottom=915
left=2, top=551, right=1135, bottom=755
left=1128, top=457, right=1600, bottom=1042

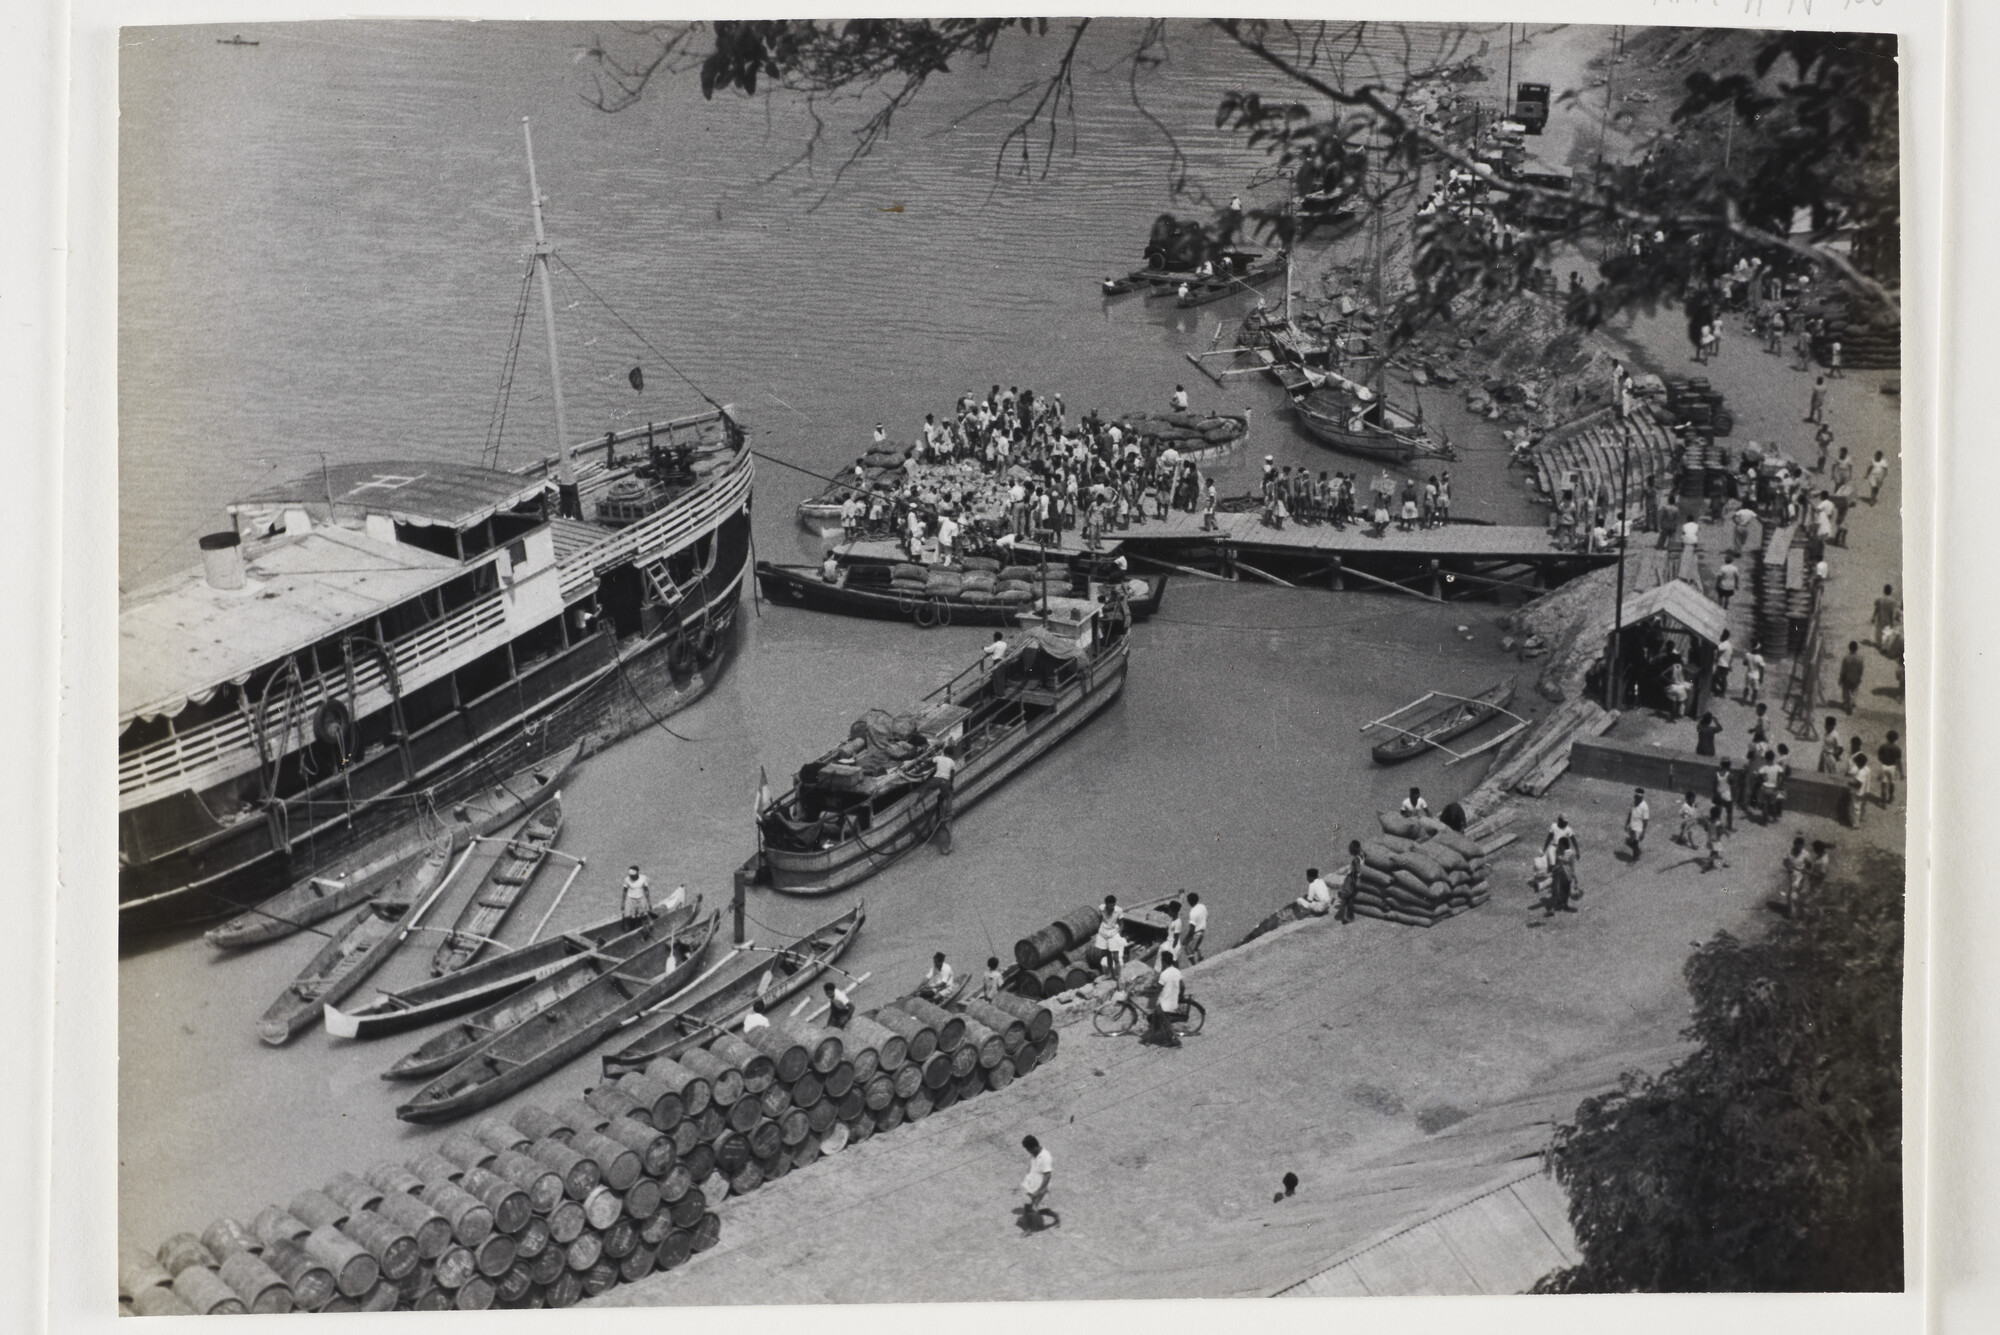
left=1370, top=679, right=1518, bottom=765
left=601, top=903, right=866, bottom=1077
left=757, top=563, right=1164, bottom=628
left=395, top=911, right=722, bottom=1123
left=762, top=649, right=1129, bottom=896
left=256, top=835, right=456, bottom=1046
left=429, top=798, right=564, bottom=977
left=204, top=743, right=581, bottom=950
left=325, top=902, right=692, bottom=1040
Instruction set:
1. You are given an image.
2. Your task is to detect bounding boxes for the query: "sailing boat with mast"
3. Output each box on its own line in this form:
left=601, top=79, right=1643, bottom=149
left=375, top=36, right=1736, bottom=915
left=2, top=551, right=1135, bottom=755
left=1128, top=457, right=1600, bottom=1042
left=116, top=120, right=756, bottom=934
left=1286, top=158, right=1455, bottom=465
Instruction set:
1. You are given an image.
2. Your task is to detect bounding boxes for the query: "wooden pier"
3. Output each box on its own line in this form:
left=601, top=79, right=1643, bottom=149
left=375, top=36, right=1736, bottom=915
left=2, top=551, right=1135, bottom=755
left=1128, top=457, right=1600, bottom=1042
left=1101, top=508, right=1616, bottom=601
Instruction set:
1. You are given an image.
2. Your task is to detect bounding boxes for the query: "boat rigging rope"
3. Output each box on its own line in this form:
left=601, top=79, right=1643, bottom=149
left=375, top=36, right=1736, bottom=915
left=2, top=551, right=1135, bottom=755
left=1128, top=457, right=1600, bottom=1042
left=552, top=254, right=726, bottom=413
left=483, top=256, right=539, bottom=469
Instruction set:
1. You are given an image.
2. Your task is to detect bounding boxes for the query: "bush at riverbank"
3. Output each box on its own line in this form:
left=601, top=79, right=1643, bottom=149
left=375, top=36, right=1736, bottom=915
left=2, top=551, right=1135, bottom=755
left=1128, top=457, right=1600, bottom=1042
left=1534, top=844, right=1904, bottom=1292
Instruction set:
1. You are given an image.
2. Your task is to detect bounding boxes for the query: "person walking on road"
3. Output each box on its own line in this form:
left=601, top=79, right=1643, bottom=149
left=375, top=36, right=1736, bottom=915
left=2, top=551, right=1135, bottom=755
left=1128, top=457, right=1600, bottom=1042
left=1677, top=791, right=1701, bottom=846
left=1019, top=1136, right=1058, bottom=1230
left=1818, top=717, right=1845, bottom=775
left=1624, top=789, right=1651, bottom=861
left=1866, top=451, right=1891, bottom=503
left=1781, top=836, right=1810, bottom=917
left=1873, top=585, right=1901, bottom=650
left=1713, top=631, right=1735, bottom=698
left=1715, top=555, right=1741, bottom=611
left=1877, top=731, right=1903, bottom=806
left=1846, top=744, right=1872, bottom=829
left=1805, top=376, right=1828, bottom=424
left=1741, top=641, right=1766, bottom=705
left=1838, top=641, right=1866, bottom=712
left=1713, top=759, right=1738, bottom=833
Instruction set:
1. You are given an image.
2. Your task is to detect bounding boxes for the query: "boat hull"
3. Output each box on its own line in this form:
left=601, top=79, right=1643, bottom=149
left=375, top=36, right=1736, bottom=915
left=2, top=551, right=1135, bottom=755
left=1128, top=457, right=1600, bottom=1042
left=762, top=649, right=1130, bottom=896
left=325, top=901, right=688, bottom=1040
left=1370, top=680, right=1518, bottom=765
left=757, top=563, right=1165, bottom=628
left=395, top=911, right=722, bottom=1123
left=119, top=509, right=750, bottom=938
left=600, top=904, right=865, bottom=1077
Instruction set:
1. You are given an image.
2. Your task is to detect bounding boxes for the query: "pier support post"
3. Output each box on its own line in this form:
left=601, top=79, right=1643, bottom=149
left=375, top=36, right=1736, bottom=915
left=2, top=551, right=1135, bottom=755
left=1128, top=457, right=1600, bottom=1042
left=1428, top=559, right=1443, bottom=600
left=1330, top=557, right=1345, bottom=591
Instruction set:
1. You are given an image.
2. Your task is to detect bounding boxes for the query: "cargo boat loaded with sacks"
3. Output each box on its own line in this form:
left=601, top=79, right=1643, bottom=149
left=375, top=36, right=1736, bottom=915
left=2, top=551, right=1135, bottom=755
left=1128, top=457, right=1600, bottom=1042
left=750, top=597, right=1132, bottom=896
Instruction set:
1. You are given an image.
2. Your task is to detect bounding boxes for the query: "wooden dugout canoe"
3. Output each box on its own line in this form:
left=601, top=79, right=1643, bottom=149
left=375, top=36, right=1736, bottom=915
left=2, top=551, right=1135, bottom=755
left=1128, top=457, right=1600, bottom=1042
left=381, top=900, right=703, bottom=1079
left=395, top=909, right=722, bottom=1123
left=429, top=795, right=564, bottom=977
left=256, top=834, right=456, bottom=1046
left=1369, top=677, right=1517, bottom=765
left=205, top=742, right=580, bottom=950
left=600, top=903, right=865, bottom=1079
left=325, top=899, right=698, bottom=1041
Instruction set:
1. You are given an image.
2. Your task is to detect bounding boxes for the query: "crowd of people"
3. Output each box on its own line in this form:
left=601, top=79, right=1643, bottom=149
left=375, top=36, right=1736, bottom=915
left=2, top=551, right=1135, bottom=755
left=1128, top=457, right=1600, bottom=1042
left=1254, top=457, right=1451, bottom=535
left=828, top=385, right=1228, bottom=561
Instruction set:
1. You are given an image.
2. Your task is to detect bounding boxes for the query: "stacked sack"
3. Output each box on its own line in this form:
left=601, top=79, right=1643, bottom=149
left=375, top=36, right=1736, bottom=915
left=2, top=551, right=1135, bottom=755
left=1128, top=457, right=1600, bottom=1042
left=994, top=565, right=1041, bottom=605
left=1347, top=813, right=1493, bottom=927
left=119, top=994, right=1060, bottom=1315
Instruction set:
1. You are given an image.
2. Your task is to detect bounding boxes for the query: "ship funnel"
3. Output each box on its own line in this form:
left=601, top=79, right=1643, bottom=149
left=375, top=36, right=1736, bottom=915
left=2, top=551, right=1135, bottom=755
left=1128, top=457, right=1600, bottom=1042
left=199, top=531, right=246, bottom=591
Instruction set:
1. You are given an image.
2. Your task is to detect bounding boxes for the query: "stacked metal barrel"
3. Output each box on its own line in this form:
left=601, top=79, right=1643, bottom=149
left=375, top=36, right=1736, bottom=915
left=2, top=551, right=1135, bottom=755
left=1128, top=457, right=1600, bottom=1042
left=120, top=991, right=1057, bottom=1313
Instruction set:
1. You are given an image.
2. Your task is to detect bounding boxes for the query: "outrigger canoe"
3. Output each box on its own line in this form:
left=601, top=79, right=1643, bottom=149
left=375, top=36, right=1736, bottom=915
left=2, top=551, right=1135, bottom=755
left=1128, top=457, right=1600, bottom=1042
left=395, top=908, right=722, bottom=1123
left=600, top=902, right=866, bottom=1078
left=385, top=899, right=706, bottom=1082
left=753, top=598, right=1130, bottom=896
left=256, top=833, right=457, bottom=1046
left=1369, top=677, right=1518, bottom=764
left=429, top=794, right=564, bottom=976
left=325, top=898, right=698, bottom=1041
left=205, top=742, right=580, bottom=950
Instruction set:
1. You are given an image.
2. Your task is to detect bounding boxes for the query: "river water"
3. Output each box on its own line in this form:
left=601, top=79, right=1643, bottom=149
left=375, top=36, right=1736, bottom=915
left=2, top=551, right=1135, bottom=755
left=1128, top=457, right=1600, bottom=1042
left=118, top=19, right=1548, bottom=1255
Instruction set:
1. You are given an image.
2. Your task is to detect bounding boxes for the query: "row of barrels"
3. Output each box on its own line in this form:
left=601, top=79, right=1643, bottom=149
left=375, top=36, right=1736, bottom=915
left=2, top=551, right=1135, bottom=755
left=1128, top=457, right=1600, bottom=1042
left=120, top=989, right=1058, bottom=1315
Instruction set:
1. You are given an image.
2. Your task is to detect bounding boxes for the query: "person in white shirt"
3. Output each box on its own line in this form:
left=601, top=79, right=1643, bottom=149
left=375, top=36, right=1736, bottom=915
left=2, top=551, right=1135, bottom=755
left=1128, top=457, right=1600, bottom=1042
left=621, top=866, right=653, bottom=926
left=920, top=952, right=955, bottom=1001
left=1143, top=952, right=1185, bottom=1048
left=979, top=957, right=1005, bottom=1002
left=1182, top=892, right=1208, bottom=963
left=1400, top=787, right=1430, bottom=822
left=1170, top=384, right=1190, bottom=411
left=1295, top=868, right=1333, bottom=916
left=822, top=980, right=854, bottom=1029
left=936, top=513, right=960, bottom=561
left=1019, top=1136, right=1057, bottom=1228
left=742, top=1001, right=770, bottom=1033
left=872, top=424, right=887, bottom=446
left=983, top=632, right=1010, bottom=670
left=1623, top=789, right=1651, bottom=860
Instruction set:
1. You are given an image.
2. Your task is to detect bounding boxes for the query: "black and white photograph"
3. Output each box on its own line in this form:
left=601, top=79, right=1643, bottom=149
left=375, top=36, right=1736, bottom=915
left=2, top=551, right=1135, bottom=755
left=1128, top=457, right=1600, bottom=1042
left=68, top=3, right=1943, bottom=1320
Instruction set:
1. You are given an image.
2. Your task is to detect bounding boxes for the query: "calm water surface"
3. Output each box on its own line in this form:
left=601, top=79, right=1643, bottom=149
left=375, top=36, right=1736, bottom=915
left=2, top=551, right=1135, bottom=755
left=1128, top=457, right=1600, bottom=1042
left=117, top=20, right=1540, bottom=1251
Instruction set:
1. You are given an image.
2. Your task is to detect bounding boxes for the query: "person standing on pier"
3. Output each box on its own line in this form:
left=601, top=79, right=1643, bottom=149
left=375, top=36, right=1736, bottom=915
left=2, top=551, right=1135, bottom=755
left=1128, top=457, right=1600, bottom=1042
left=1202, top=479, right=1218, bottom=531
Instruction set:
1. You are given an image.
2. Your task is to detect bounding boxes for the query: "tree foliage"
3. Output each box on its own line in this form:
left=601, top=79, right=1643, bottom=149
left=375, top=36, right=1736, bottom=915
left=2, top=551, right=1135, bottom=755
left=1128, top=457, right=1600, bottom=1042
left=580, top=20, right=1900, bottom=323
left=1534, top=847, right=1904, bottom=1292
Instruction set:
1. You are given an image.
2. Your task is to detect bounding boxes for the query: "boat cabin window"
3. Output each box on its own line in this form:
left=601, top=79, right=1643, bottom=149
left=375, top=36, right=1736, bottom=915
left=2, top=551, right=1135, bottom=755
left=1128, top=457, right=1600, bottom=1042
left=461, top=518, right=496, bottom=560
left=394, top=521, right=461, bottom=561
left=120, top=712, right=175, bottom=754
left=378, top=588, right=444, bottom=641
left=439, top=562, right=500, bottom=614
left=492, top=508, right=542, bottom=547
left=513, top=615, right=566, bottom=672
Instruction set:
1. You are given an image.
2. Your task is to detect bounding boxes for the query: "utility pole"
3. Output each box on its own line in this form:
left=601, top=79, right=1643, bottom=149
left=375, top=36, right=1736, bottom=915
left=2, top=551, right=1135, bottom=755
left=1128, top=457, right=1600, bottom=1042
left=1505, top=23, right=1514, bottom=121
left=1607, top=364, right=1631, bottom=710
left=523, top=117, right=582, bottom=520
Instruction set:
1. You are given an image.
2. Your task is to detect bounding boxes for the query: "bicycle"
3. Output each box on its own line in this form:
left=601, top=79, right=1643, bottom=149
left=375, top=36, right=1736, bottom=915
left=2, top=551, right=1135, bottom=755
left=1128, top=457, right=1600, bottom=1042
left=1092, top=986, right=1205, bottom=1038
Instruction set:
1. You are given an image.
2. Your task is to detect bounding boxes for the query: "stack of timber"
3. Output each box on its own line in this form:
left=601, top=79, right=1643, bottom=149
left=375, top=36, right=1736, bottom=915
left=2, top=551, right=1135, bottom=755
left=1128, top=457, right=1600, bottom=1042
left=1348, top=817, right=1495, bottom=928
left=1460, top=699, right=1621, bottom=822
left=1525, top=408, right=1679, bottom=510
left=119, top=1113, right=725, bottom=1314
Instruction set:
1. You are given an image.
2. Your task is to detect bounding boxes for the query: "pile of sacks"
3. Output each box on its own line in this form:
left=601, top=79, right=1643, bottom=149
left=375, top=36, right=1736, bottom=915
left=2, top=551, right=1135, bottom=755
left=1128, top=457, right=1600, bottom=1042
left=1349, top=813, right=1493, bottom=927
left=888, top=557, right=1035, bottom=606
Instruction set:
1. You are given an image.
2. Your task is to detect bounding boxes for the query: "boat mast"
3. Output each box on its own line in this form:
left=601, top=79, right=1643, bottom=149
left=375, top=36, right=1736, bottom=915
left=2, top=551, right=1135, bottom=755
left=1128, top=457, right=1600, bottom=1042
left=523, top=117, right=582, bottom=520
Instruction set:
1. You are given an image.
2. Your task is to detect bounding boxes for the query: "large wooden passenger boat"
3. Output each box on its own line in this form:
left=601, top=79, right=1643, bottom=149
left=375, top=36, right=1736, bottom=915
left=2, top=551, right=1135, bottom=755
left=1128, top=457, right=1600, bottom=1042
left=117, top=125, right=755, bottom=935
left=751, top=598, right=1131, bottom=897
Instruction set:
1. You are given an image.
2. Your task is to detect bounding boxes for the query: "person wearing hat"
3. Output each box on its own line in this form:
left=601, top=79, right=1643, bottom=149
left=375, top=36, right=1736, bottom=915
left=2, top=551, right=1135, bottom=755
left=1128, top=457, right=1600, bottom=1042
left=621, top=865, right=653, bottom=926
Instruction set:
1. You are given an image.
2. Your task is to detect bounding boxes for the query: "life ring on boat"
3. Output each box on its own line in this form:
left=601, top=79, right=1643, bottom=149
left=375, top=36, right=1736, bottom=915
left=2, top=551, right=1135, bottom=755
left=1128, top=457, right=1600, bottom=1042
left=694, top=626, right=719, bottom=663
left=313, top=700, right=354, bottom=760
